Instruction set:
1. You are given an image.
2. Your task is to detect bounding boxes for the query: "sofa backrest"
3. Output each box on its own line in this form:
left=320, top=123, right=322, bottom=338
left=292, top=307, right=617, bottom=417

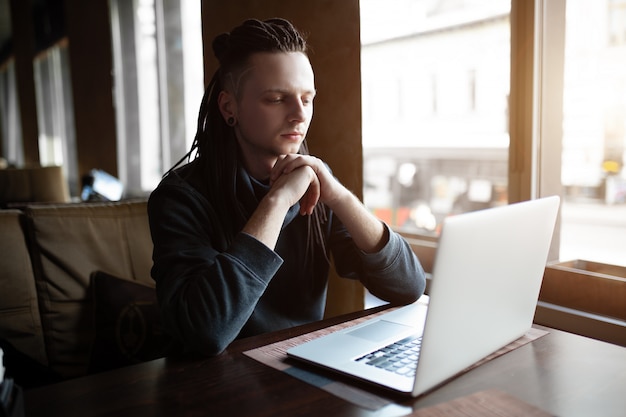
left=0, top=210, right=48, bottom=367
left=25, top=200, right=153, bottom=378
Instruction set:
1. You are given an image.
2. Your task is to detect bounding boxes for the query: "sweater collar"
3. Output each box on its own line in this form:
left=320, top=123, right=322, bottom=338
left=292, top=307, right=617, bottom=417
left=237, top=165, right=300, bottom=229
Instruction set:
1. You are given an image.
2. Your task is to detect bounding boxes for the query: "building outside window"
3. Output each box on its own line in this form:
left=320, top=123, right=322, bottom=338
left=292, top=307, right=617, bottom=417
left=361, top=0, right=510, bottom=235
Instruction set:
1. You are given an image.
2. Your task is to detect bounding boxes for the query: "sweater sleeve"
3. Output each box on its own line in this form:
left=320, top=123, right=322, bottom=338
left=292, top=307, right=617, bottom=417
left=148, top=179, right=283, bottom=355
left=330, top=216, right=426, bottom=305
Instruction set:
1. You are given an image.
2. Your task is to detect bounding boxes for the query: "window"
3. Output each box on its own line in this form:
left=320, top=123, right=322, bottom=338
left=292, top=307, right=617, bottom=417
left=109, top=0, right=203, bottom=196
left=0, top=59, right=23, bottom=167
left=361, top=0, right=626, bottom=270
left=609, top=0, right=626, bottom=46
left=33, top=41, right=78, bottom=195
left=539, top=0, right=626, bottom=267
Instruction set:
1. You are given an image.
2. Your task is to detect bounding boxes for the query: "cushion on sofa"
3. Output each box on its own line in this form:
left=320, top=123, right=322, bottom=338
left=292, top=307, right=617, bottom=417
left=0, top=210, right=47, bottom=367
left=25, top=200, right=153, bottom=378
left=0, top=166, right=70, bottom=206
left=89, top=270, right=176, bottom=373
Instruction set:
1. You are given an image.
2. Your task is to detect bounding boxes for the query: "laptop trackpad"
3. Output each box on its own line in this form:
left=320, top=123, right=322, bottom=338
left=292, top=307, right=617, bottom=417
left=347, top=320, right=413, bottom=343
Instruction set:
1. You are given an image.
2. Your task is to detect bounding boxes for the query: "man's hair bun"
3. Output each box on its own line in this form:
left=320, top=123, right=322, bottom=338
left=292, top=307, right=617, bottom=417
left=212, top=33, right=231, bottom=62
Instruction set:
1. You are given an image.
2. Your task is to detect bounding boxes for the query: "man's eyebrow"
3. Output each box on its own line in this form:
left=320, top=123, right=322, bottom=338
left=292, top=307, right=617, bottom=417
left=262, top=87, right=317, bottom=95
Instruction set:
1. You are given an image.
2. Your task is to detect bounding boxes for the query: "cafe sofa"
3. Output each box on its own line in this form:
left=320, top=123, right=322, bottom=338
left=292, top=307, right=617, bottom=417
left=0, top=199, right=175, bottom=387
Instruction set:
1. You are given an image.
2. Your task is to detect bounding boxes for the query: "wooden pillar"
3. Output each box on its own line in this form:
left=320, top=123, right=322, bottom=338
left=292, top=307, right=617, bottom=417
left=201, top=0, right=365, bottom=316
left=10, top=0, right=40, bottom=166
left=509, top=0, right=535, bottom=203
left=64, top=0, right=118, bottom=182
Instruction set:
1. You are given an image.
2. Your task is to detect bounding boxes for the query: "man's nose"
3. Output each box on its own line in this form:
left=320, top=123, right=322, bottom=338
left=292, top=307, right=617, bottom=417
left=289, top=99, right=307, bottom=122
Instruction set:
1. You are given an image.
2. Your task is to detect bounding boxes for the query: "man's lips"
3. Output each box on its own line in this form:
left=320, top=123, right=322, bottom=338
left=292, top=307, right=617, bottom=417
left=281, top=132, right=304, bottom=141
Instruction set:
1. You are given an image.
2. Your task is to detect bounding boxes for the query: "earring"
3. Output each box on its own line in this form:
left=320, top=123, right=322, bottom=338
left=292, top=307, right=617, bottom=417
left=227, top=117, right=235, bottom=126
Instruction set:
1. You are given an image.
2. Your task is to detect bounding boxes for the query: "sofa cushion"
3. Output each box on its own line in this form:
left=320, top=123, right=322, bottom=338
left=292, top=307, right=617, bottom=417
left=89, top=271, right=176, bottom=373
left=0, top=210, right=47, bottom=367
left=0, top=166, right=70, bottom=206
left=25, top=200, right=153, bottom=378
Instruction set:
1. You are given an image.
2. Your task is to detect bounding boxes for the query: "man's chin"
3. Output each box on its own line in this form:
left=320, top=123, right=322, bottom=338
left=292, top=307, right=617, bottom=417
left=277, top=144, right=304, bottom=156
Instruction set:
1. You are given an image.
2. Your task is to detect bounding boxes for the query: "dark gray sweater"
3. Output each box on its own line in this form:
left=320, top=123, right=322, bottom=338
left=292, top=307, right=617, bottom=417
left=148, top=163, right=426, bottom=355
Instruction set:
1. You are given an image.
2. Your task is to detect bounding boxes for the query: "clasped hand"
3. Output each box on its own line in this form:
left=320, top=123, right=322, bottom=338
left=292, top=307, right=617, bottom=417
left=268, top=154, right=345, bottom=216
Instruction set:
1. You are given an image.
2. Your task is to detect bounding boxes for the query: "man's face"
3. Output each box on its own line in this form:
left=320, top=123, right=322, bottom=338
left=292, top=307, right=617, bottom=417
left=231, top=52, right=316, bottom=178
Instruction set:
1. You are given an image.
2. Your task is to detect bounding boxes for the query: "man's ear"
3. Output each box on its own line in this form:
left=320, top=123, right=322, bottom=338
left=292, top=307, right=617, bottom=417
left=218, top=90, right=236, bottom=122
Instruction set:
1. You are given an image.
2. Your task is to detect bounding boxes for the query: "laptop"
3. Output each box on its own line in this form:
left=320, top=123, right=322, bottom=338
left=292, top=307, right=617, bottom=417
left=287, top=196, right=560, bottom=397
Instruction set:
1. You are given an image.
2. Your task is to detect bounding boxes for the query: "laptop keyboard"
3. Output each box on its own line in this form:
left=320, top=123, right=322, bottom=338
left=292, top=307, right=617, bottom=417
left=354, top=335, right=422, bottom=377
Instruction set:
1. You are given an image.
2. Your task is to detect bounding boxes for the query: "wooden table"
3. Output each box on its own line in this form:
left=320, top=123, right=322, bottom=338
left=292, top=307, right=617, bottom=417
left=24, top=305, right=626, bottom=416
